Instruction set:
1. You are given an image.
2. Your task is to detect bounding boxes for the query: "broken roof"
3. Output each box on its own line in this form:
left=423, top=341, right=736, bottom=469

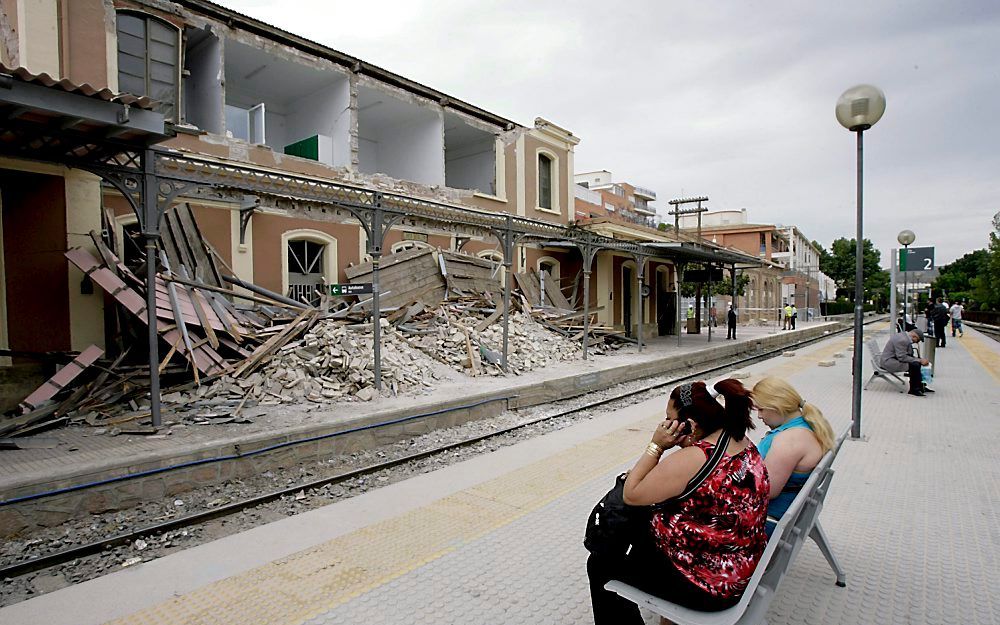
left=174, top=0, right=520, bottom=131
left=0, top=64, right=155, bottom=110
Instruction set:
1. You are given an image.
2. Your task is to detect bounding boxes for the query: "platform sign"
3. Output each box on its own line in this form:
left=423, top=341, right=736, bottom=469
left=329, top=283, right=373, bottom=296
left=900, top=247, right=934, bottom=271
left=683, top=268, right=724, bottom=283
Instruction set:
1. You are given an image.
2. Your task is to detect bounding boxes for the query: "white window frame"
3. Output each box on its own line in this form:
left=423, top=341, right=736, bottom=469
left=390, top=240, right=432, bottom=254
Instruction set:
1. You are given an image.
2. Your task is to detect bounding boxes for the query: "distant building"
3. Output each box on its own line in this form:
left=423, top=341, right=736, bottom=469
left=574, top=170, right=658, bottom=228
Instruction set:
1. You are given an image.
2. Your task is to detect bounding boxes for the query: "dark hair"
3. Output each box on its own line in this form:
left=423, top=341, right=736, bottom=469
left=669, top=379, right=755, bottom=440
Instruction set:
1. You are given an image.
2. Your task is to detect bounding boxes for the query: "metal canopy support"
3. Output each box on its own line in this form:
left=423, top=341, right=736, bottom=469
left=675, top=263, right=685, bottom=348
left=488, top=215, right=529, bottom=374
left=361, top=195, right=403, bottom=392
left=633, top=254, right=648, bottom=352
left=707, top=263, right=714, bottom=343
left=140, top=150, right=162, bottom=428
left=575, top=236, right=601, bottom=360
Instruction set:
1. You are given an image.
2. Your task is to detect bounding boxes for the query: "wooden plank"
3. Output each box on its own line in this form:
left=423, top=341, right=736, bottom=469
left=179, top=265, right=220, bottom=350
left=65, top=248, right=225, bottom=376
left=538, top=269, right=572, bottom=309
left=231, top=308, right=317, bottom=378
left=176, top=203, right=224, bottom=287
left=18, top=345, right=104, bottom=413
left=344, top=247, right=435, bottom=280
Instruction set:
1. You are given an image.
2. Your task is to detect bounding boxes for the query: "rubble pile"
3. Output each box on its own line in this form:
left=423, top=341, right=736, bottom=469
left=185, top=320, right=439, bottom=408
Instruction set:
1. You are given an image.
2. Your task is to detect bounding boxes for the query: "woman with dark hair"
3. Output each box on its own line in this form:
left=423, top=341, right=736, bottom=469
left=587, top=379, right=770, bottom=623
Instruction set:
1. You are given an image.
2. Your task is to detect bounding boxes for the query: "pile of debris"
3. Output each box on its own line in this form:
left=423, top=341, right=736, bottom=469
left=0, top=211, right=629, bottom=440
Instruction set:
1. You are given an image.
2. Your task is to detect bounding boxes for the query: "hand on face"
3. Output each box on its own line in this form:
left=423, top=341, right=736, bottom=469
left=652, top=418, right=691, bottom=448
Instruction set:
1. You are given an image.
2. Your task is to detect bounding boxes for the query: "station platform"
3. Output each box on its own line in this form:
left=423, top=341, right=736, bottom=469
left=0, top=320, right=839, bottom=526
left=2, top=323, right=998, bottom=625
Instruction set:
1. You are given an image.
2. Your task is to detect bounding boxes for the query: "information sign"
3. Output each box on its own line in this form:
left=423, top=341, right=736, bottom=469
left=329, top=283, right=373, bottom=296
left=900, top=247, right=934, bottom=271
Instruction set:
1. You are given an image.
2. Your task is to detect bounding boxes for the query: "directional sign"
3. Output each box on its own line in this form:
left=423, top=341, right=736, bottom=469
left=900, top=247, right=934, bottom=272
left=329, top=283, right=373, bottom=296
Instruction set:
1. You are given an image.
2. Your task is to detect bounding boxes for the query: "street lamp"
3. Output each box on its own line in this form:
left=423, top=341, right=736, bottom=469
left=837, top=84, right=886, bottom=440
left=897, top=229, right=915, bottom=328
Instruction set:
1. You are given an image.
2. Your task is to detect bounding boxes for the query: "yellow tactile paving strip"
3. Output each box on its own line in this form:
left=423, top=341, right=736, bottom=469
left=961, top=331, right=1000, bottom=383
left=104, top=421, right=657, bottom=625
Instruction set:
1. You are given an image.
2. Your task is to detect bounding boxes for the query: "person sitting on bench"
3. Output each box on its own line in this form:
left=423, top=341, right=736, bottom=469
left=587, top=380, right=769, bottom=623
left=751, top=377, right=835, bottom=536
left=880, top=328, right=931, bottom=397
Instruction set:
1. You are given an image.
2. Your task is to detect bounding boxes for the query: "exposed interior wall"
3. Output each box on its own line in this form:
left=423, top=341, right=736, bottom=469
left=17, top=0, right=59, bottom=76
left=0, top=170, right=70, bottom=352
left=183, top=26, right=223, bottom=134
left=223, top=38, right=350, bottom=167
left=444, top=111, right=496, bottom=194
left=357, top=84, right=444, bottom=186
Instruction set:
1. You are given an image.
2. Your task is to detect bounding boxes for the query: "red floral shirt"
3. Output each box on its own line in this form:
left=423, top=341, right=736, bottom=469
left=651, top=440, right=769, bottom=599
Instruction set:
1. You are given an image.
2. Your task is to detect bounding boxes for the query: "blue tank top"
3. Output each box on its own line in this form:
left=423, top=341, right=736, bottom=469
left=758, top=416, right=813, bottom=524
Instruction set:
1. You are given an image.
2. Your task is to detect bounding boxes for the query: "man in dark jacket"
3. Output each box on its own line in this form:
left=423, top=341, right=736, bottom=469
left=727, top=304, right=737, bottom=339
left=932, top=298, right=950, bottom=347
left=880, top=328, right=931, bottom=396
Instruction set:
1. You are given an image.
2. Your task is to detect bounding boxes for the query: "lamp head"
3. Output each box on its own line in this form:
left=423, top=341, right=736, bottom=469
left=836, top=84, right=886, bottom=131
left=897, top=229, right=915, bottom=246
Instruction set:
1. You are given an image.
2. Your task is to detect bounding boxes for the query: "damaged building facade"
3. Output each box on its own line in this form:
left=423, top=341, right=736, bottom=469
left=0, top=0, right=581, bottom=358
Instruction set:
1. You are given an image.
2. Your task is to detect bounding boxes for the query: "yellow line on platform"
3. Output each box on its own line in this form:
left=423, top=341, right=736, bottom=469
left=960, top=331, right=1000, bottom=383
left=104, top=416, right=659, bottom=625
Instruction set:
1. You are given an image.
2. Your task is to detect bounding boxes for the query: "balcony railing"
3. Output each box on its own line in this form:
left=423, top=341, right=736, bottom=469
left=633, top=186, right=657, bottom=200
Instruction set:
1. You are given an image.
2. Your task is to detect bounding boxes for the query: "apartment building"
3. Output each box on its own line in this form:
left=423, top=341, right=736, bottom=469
left=574, top=170, right=658, bottom=228
left=773, top=225, right=826, bottom=316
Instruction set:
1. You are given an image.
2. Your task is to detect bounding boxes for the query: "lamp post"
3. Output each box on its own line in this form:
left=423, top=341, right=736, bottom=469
left=836, top=84, right=886, bottom=440
left=897, top=230, right=915, bottom=328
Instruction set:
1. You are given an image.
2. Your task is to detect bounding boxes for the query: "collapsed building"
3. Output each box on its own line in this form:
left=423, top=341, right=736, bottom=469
left=0, top=0, right=761, bottom=433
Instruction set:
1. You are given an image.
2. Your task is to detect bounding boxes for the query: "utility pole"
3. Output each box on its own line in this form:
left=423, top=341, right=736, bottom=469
left=668, top=197, right=709, bottom=336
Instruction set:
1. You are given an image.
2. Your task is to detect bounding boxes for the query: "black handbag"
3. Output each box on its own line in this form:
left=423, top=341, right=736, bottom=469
left=583, top=432, right=731, bottom=558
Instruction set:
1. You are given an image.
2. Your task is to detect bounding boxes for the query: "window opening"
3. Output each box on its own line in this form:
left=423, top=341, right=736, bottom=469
left=538, top=154, right=553, bottom=210
left=116, top=12, right=179, bottom=120
left=287, top=239, right=326, bottom=305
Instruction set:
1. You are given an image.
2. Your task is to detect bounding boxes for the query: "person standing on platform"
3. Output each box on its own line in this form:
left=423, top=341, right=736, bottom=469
left=880, top=328, right=931, bottom=397
left=950, top=300, right=965, bottom=337
left=783, top=303, right=793, bottom=330
left=790, top=305, right=798, bottom=330
left=727, top=304, right=737, bottom=340
left=932, top=297, right=950, bottom=347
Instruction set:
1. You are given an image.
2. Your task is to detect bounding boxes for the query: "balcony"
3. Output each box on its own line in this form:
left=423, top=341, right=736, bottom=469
left=633, top=186, right=657, bottom=200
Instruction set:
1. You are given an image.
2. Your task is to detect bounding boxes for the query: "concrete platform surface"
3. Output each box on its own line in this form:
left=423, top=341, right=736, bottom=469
left=2, top=323, right=996, bottom=625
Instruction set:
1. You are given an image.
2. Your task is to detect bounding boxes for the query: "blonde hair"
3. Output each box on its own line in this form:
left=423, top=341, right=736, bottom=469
left=752, top=376, right=834, bottom=453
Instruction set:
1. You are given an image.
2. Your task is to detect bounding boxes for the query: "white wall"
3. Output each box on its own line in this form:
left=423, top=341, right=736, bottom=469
left=284, top=78, right=351, bottom=167
left=361, top=109, right=444, bottom=186
left=183, top=31, right=223, bottom=134
left=445, top=138, right=494, bottom=193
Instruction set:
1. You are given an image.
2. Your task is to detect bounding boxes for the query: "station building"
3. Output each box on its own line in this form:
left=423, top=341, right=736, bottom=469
left=0, top=0, right=760, bottom=409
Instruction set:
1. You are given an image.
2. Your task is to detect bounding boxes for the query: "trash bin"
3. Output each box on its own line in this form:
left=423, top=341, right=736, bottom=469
left=686, top=319, right=698, bottom=334
left=922, top=337, right=937, bottom=375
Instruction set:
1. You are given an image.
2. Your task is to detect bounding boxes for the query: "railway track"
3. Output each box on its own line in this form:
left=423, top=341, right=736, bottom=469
left=965, top=320, right=1000, bottom=342
left=0, top=319, right=877, bottom=584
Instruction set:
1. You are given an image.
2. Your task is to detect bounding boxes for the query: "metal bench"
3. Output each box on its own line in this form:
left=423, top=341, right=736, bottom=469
left=863, top=338, right=906, bottom=392
left=604, top=426, right=851, bottom=625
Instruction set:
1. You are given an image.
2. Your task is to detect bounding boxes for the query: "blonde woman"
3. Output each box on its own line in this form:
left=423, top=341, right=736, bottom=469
left=751, top=377, right=834, bottom=535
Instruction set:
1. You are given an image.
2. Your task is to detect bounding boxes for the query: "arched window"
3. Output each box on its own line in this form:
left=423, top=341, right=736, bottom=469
left=477, top=250, right=505, bottom=283
left=538, top=153, right=553, bottom=210
left=282, top=230, right=338, bottom=305
left=116, top=11, right=180, bottom=120
left=390, top=240, right=432, bottom=254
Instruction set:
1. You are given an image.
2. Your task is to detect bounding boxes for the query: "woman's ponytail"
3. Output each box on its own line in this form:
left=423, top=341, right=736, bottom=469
left=801, top=402, right=834, bottom=453
left=712, top=378, right=755, bottom=440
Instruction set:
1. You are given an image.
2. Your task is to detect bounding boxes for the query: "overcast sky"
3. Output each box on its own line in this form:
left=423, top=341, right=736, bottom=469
left=221, top=0, right=999, bottom=267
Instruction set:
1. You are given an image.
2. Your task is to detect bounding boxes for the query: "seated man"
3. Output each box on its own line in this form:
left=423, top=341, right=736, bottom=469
left=880, top=328, right=931, bottom=397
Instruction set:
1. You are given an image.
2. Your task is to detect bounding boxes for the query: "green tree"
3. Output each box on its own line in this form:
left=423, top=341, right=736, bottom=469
left=970, top=212, right=1000, bottom=310
left=825, top=237, right=890, bottom=304
left=932, top=248, right=989, bottom=302
left=811, top=240, right=833, bottom=275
